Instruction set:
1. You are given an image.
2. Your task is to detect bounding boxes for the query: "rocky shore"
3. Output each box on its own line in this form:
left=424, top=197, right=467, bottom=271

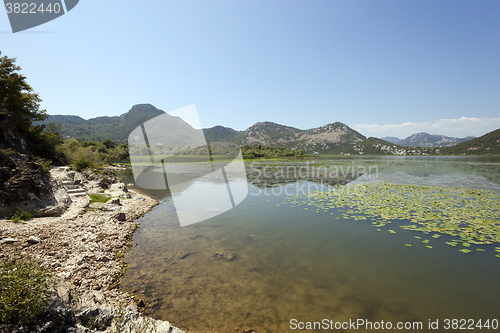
left=0, top=166, right=184, bottom=333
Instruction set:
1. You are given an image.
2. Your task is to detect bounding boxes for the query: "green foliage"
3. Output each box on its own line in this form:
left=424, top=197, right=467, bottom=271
left=72, top=155, right=95, bottom=172
left=0, top=254, right=53, bottom=324
left=37, top=158, right=52, bottom=172
left=89, top=193, right=111, bottom=203
left=203, top=126, right=242, bottom=142
left=0, top=52, right=46, bottom=136
left=0, top=52, right=65, bottom=162
left=101, top=138, right=117, bottom=149
left=36, top=104, right=165, bottom=142
left=241, top=145, right=304, bottom=158
left=439, top=128, right=500, bottom=155
left=10, top=210, right=32, bottom=223
left=57, top=138, right=129, bottom=170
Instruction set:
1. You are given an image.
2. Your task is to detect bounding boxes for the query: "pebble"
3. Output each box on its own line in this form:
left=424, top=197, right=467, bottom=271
left=1, top=238, right=17, bottom=244
left=27, top=236, right=40, bottom=244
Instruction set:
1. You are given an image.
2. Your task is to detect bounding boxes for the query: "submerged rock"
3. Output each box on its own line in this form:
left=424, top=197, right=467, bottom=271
left=178, top=250, right=190, bottom=259
left=215, top=251, right=235, bottom=261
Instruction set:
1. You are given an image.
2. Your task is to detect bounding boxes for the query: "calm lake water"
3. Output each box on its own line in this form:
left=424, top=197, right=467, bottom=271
left=119, top=156, right=500, bottom=332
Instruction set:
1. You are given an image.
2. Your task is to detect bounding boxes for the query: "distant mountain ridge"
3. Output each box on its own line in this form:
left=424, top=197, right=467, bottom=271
left=38, top=104, right=165, bottom=142
left=381, top=136, right=402, bottom=145
left=40, top=104, right=498, bottom=155
left=236, top=121, right=366, bottom=154
left=382, top=133, right=475, bottom=147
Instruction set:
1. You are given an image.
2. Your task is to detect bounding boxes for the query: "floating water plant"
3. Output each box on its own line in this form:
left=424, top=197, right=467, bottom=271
left=283, top=182, right=500, bottom=255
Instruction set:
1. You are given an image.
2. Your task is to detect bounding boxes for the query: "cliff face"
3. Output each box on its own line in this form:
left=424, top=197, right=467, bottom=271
left=0, top=108, right=66, bottom=217
left=0, top=150, right=66, bottom=217
left=0, top=107, right=28, bottom=153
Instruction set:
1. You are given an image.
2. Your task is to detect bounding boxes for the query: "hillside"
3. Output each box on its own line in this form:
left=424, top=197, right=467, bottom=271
left=382, top=133, right=474, bottom=147
left=440, top=128, right=500, bottom=155
left=381, top=136, right=402, bottom=145
left=203, top=125, right=242, bottom=142
left=236, top=121, right=366, bottom=154
left=38, top=104, right=165, bottom=142
left=398, top=132, right=474, bottom=147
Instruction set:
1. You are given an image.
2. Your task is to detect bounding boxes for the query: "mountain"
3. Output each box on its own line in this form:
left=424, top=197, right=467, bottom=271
left=203, top=126, right=242, bottom=142
left=39, top=103, right=497, bottom=156
left=397, top=132, right=475, bottom=147
left=236, top=121, right=366, bottom=154
left=37, top=104, right=165, bottom=142
left=381, top=136, right=402, bottom=145
left=128, top=112, right=206, bottom=147
left=440, top=128, right=500, bottom=155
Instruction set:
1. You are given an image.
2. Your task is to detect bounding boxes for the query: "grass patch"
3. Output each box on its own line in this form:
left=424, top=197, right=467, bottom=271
left=0, top=254, right=53, bottom=324
left=89, top=193, right=111, bottom=203
left=10, top=210, right=32, bottom=223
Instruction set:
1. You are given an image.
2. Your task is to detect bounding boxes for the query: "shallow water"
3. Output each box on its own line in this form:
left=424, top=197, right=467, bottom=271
left=120, top=156, right=500, bottom=332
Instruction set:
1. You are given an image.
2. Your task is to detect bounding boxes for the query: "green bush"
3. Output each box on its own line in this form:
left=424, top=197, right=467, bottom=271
left=57, top=139, right=129, bottom=168
left=89, top=193, right=111, bottom=203
left=10, top=210, right=32, bottom=223
left=72, top=156, right=95, bottom=172
left=0, top=254, right=53, bottom=324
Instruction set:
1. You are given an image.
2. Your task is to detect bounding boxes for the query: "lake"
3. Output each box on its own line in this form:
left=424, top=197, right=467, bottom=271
left=119, top=156, right=500, bottom=332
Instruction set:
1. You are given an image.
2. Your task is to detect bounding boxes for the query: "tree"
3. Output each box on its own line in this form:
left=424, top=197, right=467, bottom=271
left=0, top=52, right=47, bottom=137
left=0, top=52, right=64, bottom=161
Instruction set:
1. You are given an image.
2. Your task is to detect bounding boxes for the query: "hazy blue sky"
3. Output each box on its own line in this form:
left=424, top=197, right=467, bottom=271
left=2, top=0, right=500, bottom=138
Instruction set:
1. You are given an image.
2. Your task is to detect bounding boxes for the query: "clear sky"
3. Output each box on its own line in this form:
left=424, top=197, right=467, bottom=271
left=2, top=0, right=500, bottom=138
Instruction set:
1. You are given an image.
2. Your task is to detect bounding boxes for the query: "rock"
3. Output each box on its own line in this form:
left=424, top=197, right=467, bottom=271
left=215, top=251, right=235, bottom=261
left=90, top=202, right=121, bottom=211
left=0, top=141, right=69, bottom=218
left=27, top=236, right=41, bottom=244
left=76, top=307, right=113, bottom=330
left=56, top=282, right=74, bottom=306
left=1, top=238, right=17, bottom=244
left=242, top=325, right=255, bottom=333
left=107, top=182, right=129, bottom=198
left=108, top=197, right=121, bottom=205
left=99, top=255, right=113, bottom=262
left=114, top=212, right=126, bottom=221
left=178, top=250, right=190, bottom=259
left=117, top=306, right=185, bottom=333
left=89, top=202, right=104, bottom=210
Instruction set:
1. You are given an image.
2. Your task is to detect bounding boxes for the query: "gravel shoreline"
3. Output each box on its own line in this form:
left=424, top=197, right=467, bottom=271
left=0, top=167, right=184, bottom=333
